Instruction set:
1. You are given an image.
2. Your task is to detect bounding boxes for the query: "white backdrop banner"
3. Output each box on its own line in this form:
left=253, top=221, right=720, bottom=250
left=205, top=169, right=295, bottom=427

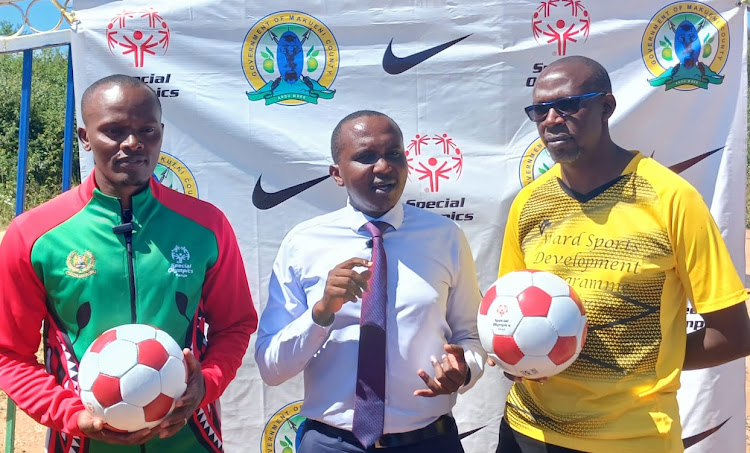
left=70, top=1, right=747, bottom=451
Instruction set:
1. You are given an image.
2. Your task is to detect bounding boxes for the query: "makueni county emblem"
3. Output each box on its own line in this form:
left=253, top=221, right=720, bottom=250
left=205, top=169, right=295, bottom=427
left=519, top=138, right=555, bottom=187
left=261, top=401, right=306, bottom=453
left=65, top=250, right=97, bottom=278
left=154, top=152, right=199, bottom=198
left=242, top=11, right=338, bottom=106
left=642, top=2, right=728, bottom=91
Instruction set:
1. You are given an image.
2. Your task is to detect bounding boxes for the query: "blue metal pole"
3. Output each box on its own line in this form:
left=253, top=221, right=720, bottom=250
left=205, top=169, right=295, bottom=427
left=7, top=47, right=32, bottom=453
left=14, top=49, right=32, bottom=215
left=62, top=44, right=74, bottom=191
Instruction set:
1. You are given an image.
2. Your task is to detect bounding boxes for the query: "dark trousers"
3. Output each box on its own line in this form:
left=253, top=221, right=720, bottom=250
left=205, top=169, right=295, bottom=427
left=297, top=416, right=465, bottom=453
left=496, top=418, right=585, bottom=453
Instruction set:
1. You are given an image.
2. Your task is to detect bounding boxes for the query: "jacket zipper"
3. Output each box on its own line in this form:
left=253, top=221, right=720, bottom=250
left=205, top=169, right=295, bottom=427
left=113, top=204, right=137, bottom=323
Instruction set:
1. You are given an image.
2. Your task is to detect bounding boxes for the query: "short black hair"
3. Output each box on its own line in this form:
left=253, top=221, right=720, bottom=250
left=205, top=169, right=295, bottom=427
left=80, top=74, right=161, bottom=124
left=543, top=55, right=612, bottom=93
left=330, top=110, right=403, bottom=163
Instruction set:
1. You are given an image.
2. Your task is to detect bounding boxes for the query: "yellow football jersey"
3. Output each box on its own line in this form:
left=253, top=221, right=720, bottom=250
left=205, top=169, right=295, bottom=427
left=498, top=151, right=747, bottom=453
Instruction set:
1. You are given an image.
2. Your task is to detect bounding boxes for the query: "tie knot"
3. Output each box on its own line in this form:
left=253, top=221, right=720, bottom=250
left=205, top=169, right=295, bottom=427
left=364, top=221, right=390, bottom=238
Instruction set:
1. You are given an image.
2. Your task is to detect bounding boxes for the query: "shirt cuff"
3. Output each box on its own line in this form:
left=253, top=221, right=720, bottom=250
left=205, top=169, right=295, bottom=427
left=457, top=344, right=485, bottom=393
left=308, top=306, right=335, bottom=333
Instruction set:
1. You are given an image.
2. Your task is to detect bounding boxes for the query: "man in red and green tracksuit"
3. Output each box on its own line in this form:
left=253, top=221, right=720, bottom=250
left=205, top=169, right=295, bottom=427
left=0, top=75, right=257, bottom=452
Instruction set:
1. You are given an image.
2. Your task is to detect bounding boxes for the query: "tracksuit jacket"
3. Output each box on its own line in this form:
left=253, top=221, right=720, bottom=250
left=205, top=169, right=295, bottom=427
left=0, top=171, right=257, bottom=452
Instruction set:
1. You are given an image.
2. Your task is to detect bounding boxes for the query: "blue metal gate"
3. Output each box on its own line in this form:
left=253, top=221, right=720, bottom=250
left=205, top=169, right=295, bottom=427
left=1, top=2, right=76, bottom=451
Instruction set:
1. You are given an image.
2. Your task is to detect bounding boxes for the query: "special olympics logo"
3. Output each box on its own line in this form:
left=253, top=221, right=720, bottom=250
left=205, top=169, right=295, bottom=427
left=242, top=11, right=338, bottom=106
left=406, top=133, right=464, bottom=193
left=106, top=8, right=170, bottom=67
left=496, top=304, right=509, bottom=316
left=154, top=152, right=199, bottom=198
left=519, top=138, right=555, bottom=187
left=171, top=246, right=190, bottom=264
left=641, top=2, right=728, bottom=91
left=261, top=401, right=306, bottom=453
left=532, top=0, right=591, bottom=56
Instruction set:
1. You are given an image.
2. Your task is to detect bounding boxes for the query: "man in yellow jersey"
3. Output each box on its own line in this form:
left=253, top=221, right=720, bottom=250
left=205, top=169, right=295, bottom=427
left=496, top=55, right=750, bottom=453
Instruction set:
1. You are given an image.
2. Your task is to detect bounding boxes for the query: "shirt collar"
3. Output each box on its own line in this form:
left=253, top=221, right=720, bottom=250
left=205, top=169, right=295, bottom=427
left=343, top=199, right=404, bottom=233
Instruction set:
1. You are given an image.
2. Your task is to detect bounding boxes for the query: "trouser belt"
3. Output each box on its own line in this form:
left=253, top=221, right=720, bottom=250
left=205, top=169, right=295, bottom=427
left=305, top=414, right=457, bottom=449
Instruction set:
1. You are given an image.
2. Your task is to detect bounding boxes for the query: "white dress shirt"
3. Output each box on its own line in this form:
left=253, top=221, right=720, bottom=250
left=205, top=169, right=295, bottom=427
left=255, top=201, right=486, bottom=434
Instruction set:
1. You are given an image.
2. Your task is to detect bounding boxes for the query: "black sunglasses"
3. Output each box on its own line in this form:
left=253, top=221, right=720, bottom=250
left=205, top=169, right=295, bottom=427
left=524, top=92, right=607, bottom=122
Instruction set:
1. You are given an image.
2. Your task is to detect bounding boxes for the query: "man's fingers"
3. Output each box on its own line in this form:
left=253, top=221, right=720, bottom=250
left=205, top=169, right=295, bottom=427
left=160, top=417, right=187, bottom=429
left=414, top=369, right=443, bottom=397
left=159, top=423, right=186, bottom=439
left=95, top=427, right=154, bottom=445
left=358, top=269, right=372, bottom=291
left=503, top=372, right=523, bottom=383
left=330, top=271, right=370, bottom=299
left=430, top=355, right=445, bottom=381
left=91, top=418, right=104, bottom=431
left=443, top=343, right=465, bottom=357
left=157, top=416, right=190, bottom=438
left=324, top=283, right=357, bottom=303
left=442, top=352, right=460, bottom=370
left=183, top=349, right=199, bottom=372
left=413, top=388, right=438, bottom=397
left=348, top=269, right=371, bottom=291
left=326, top=259, right=375, bottom=305
left=417, top=369, right=432, bottom=386
left=336, top=257, right=371, bottom=270
left=346, top=278, right=366, bottom=298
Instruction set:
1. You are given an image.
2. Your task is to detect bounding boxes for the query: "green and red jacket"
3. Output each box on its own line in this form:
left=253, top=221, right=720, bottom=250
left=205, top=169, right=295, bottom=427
left=0, top=171, right=257, bottom=452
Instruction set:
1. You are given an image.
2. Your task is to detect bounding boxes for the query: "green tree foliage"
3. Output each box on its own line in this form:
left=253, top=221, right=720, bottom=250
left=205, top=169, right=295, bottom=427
left=0, top=22, right=78, bottom=229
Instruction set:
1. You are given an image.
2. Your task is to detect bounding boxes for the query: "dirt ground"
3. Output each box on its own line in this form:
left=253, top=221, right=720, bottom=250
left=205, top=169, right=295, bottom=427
left=0, top=393, right=45, bottom=453
left=1, top=231, right=750, bottom=452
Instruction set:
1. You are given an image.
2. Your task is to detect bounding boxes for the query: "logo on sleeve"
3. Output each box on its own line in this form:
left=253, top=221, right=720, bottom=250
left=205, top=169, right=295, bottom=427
left=65, top=251, right=97, bottom=278
left=168, top=246, right=193, bottom=278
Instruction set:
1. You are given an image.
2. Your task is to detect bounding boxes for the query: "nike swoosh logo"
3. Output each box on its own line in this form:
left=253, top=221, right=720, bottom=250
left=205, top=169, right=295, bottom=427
left=382, top=34, right=471, bottom=75
left=458, top=425, right=486, bottom=439
left=666, top=147, right=723, bottom=174
left=682, top=418, right=728, bottom=449
left=252, top=174, right=330, bottom=210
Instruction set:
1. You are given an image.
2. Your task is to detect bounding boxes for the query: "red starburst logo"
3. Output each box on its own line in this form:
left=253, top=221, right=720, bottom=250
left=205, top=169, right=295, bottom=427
left=531, top=0, right=591, bottom=56
left=406, top=133, right=464, bottom=193
left=106, top=8, right=170, bottom=68
left=496, top=304, right=509, bottom=316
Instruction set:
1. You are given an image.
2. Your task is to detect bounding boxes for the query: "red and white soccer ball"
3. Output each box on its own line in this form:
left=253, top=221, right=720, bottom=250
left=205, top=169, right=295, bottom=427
left=78, top=324, right=187, bottom=432
left=478, top=270, right=587, bottom=379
